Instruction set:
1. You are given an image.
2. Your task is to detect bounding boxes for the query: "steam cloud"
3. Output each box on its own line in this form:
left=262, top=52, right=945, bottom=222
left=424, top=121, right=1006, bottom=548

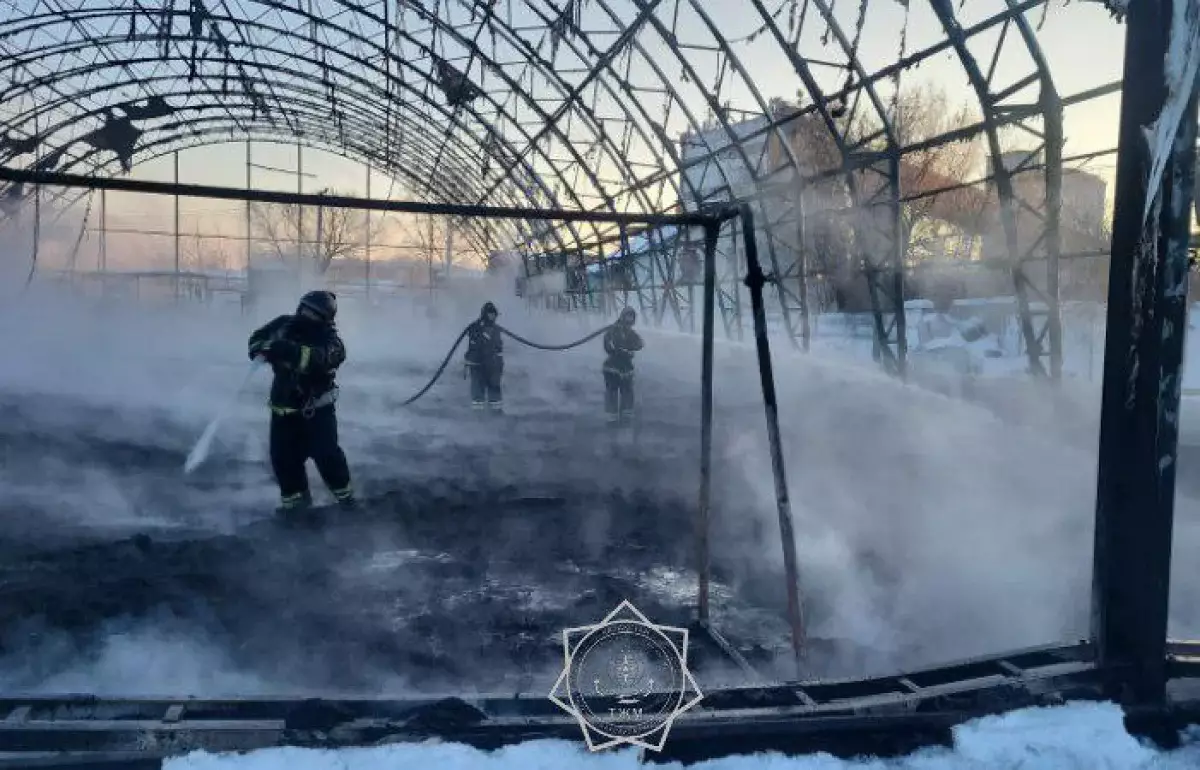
left=0, top=266, right=1196, bottom=697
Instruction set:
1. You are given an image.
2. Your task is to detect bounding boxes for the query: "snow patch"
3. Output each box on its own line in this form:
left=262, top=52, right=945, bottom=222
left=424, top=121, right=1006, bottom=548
left=164, top=701, right=1200, bottom=769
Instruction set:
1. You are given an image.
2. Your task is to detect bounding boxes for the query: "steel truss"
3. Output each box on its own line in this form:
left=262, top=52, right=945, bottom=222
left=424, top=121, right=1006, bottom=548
left=0, top=0, right=1095, bottom=380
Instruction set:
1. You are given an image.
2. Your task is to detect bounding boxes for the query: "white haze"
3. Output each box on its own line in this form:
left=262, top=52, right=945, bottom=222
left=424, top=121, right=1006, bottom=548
left=1, top=257, right=1198, bottom=696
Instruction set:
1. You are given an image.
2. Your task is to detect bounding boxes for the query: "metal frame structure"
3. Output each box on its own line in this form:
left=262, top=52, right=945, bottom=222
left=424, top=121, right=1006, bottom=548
left=4, top=1, right=1200, bottom=765
left=0, top=1, right=1122, bottom=383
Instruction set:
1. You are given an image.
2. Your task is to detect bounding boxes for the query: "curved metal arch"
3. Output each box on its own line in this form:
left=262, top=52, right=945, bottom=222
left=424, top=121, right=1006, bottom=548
left=0, top=26, right=594, bottom=259
left=29, top=125, right=541, bottom=269
left=800, top=0, right=910, bottom=371
left=0, top=18, right=541, bottom=206
left=170, top=0, right=612, bottom=250
left=0, top=76, right=543, bottom=260
left=467, top=0, right=704, bottom=322
left=0, top=8, right=582, bottom=221
left=415, top=0, right=692, bottom=224
left=1, top=61, right=509, bottom=212
left=926, top=0, right=1063, bottom=378
left=687, top=0, right=906, bottom=364
left=317, top=0, right=618, bottom=248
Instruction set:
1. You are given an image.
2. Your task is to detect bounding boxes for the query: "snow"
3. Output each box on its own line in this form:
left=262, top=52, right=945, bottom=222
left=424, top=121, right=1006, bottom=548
left=164, top=701, right=1200, bottom=770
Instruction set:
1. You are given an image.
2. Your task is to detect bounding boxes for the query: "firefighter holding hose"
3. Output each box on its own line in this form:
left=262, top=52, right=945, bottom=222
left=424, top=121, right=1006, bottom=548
left=602, top=306, right=643, bottom=426
left=247, top=290, right=357, bottom=514
left=465, top=301, right=505, bottom=413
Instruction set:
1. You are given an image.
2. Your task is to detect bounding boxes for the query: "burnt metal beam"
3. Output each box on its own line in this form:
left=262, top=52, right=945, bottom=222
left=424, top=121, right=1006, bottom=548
left=1091, top=0, right=1200, bottom=708
left=0, top=166, right=735, bottom=227
left=741, top=204, right=805, bottom=671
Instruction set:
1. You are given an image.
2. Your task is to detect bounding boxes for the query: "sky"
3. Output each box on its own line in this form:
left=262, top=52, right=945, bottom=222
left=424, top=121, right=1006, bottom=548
left=4, top=0, right=1132, bottom=275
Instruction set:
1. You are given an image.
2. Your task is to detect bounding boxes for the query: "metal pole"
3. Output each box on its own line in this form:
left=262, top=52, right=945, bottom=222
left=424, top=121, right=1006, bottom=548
left=32, top=114, right=40, bottom=283
left=740, top=203, right=805, bottom=672
left=795, top=187, right=811, bottom=353
left=697, top=223, right=719, bottom=624
left=99, top=187, right=107, bottom=273
left=1091, top=0, right=1199, bottom=708
left=296, top=142, right=303, bottom=275
left=1044, top=84, right=1065, bottom=382
left=245, top=140, right=252, bottom=272
left=316, top=196, right=325, bottom=275
left=365, top=164, right=372, bottom=301
left=174, top=149, right=181, bottom=301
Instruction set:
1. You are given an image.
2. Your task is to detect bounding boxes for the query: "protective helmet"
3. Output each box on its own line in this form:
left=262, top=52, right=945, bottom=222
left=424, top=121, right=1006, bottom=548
left=480, top=301, right=499, bottom=320
left=619, top=306, right=636, bottom=325
left=298, top=290, right=337, bottom=323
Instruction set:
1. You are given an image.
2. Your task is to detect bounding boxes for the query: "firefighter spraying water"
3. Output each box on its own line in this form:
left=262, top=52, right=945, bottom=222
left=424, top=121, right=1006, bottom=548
left=246, top=290, right=357, bottom=514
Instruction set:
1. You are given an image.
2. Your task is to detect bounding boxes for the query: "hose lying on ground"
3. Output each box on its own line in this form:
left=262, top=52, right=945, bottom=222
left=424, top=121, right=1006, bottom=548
left=398, top=323, right=612, bottom=407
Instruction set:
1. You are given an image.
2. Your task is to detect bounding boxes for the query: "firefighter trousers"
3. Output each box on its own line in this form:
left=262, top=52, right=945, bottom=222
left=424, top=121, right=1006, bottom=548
left=604, top=370, right=635, bottom=422
left=469, top=363, right=504, bottom=411
left=269, top=404, right=353, bottom=502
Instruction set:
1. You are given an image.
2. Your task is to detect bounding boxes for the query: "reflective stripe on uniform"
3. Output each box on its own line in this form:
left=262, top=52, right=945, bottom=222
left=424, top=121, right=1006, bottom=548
left=298, top=345, right=312, bottom=372
left=471, top=401, right=486, bottom=410
left=603, top=366, right=635, bottom=378
left=330, top=486, right=354, bottom=500
left=487, top=401, right=503, bottom=410
left=279, top=492, right=310, bottom=509
left=269, top=387, right=338, bottom=417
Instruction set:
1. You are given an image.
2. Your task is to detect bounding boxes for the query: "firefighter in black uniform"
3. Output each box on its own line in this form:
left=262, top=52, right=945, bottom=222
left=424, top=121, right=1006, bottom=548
left=247, top=290, right=356, bottom=513
left=603, top=306, right=644, bottom=425
left=465, top=301, right=504, bottom=413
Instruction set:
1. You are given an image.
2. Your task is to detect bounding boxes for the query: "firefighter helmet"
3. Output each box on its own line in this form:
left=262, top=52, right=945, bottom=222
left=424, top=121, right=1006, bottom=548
left=298, top=290, right=337, bottom=323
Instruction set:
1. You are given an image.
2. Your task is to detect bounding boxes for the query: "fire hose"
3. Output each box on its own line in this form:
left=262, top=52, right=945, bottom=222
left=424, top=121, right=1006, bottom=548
left=397, top=323, right=612, bottom=407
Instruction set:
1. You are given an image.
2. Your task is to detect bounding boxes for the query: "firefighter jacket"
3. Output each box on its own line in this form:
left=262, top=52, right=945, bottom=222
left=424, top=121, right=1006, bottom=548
left=247, top=314, right=346, bottom=414
left=603, top=324, right=644, bottom=376
left=465, top=320, right=504, bottom=371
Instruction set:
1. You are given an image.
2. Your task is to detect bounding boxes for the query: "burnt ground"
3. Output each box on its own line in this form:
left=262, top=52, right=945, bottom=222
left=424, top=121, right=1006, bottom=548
left=0, top=363, right=878, bottom=698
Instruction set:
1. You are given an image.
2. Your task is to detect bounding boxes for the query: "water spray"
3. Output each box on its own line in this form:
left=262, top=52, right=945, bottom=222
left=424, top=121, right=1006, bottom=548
left=183, top=357, right=267, bottom=474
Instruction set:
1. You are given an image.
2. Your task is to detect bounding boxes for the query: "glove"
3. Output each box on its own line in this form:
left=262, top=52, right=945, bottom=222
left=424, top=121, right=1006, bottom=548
left=248, top=340, right=271, bottom=361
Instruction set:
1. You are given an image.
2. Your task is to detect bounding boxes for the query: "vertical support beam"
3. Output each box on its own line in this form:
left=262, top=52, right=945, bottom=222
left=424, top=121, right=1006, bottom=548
left=795, top=187, right=811, bottom=353
left=888, top=152, right=908, bottom=380
left=316, top=197, right=325, bottom=275
left=296, top=142, right=304, bottom=271
left=245, top=140, right=252, bottom=272
left=1043, top=85, right=1065, bottom=381
left=32, top=118, right=40, bottom=283
left=99, top=187, right=107, bottom=274
left=697, top=222, right=719, bottom=624
left=174, top=149, right=181, bottom=301
left=1091, top=0, right=1200, bottom=708
left=741, top=204, right=805, bottom=673
left=428, top=213, right=435, bottom=300
left=365, top=164, right=372, bottom=301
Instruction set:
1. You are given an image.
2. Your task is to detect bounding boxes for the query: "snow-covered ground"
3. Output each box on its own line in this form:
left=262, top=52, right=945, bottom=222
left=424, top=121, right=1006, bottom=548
left=167, top=701, right=1200, bottom=770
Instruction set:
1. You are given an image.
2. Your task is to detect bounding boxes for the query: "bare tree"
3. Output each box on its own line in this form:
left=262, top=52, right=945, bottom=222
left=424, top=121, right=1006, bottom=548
left=875, top=83, right=986, bottom=266
left=250, top=190, right=382, bottom=275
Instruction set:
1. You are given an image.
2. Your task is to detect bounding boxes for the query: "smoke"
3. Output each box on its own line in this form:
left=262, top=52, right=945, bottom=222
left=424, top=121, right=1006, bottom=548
left=3, top=266, right=1195, bottom=699
left=632, top=324, right=1200, bottom=676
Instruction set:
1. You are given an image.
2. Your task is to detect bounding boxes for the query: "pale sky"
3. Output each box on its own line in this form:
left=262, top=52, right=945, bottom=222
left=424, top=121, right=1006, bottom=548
left=12, top=1, right=1131, bottom=273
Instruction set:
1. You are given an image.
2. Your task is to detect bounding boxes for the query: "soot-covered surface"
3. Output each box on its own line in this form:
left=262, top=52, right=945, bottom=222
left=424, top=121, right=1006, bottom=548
left=0, top=371, right=818, bottom=696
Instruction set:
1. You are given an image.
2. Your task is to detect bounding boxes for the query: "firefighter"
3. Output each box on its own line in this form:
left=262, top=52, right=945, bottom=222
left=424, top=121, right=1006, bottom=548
left=247, top=290, right=356, bottom=513
left=602, top=306, right=644, bottom=425
left=465, top=301, right=504, bottom=413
